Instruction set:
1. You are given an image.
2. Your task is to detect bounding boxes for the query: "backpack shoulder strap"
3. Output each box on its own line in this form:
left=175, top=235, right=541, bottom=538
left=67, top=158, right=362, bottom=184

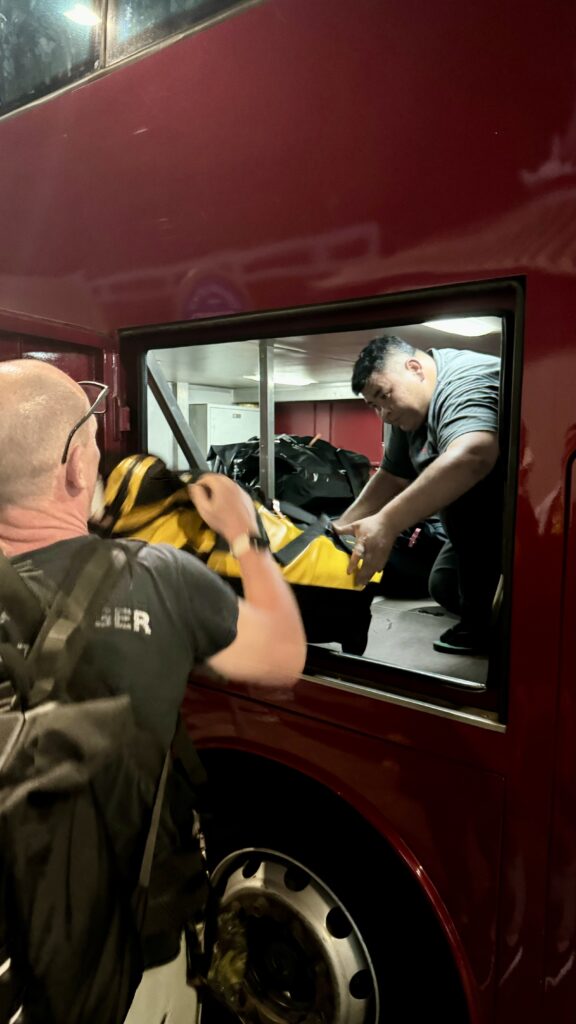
left=0, top=551, right=48, bottom=705
left=172, top=713, right=208, bottom=791
left=0, top=552, right=45, bottom=643
left=26, top=540, right=129, bottom=707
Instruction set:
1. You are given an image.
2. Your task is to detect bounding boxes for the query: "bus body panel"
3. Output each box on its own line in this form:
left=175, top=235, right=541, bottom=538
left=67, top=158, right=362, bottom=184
left=0, top=2, right=575, bottom=1020
left=182, top=683, right=504, bottom=1022
left=0, top=1, right=574, bottom=334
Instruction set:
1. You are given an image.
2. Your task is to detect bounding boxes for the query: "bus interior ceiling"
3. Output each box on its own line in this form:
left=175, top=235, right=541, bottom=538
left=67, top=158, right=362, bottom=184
left=147, top=317, right=503, bottom=687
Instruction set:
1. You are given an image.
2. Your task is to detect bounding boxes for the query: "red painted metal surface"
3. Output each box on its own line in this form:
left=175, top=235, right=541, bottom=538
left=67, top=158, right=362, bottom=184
left=0, top=2, right=575, bottom=1021
left=182, top=682, right=504, bottom=1023
left=0, top=333, right=101, bottom=378
left=0, top=1, right=573, bottom=335
left=543, top=453, right=576, bottom=1014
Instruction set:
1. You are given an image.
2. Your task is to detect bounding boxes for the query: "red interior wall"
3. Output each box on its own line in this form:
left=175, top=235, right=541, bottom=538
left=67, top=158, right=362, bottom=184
left=275, top=400, right=383, bottom=467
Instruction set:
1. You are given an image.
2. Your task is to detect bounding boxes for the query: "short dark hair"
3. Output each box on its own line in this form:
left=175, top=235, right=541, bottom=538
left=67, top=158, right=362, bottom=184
left=351, top=336, right=417, bottom=394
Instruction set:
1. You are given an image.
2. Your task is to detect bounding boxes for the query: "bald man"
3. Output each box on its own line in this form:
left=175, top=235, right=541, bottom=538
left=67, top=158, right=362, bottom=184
left=0, top=359, right=306, bottom=1024
left=335, top=336, right=502, bottom=657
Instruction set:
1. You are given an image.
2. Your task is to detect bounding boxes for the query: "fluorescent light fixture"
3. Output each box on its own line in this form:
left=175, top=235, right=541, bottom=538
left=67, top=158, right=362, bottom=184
left=423, top=316, right=500, bottom=337
left=243, top=374, right=317, bottom=386
left=63, top=4, right=100, bottom=26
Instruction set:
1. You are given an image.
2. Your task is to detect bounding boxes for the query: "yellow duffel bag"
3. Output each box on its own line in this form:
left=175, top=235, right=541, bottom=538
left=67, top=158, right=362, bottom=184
left=99, top=454, right=381, bottom=592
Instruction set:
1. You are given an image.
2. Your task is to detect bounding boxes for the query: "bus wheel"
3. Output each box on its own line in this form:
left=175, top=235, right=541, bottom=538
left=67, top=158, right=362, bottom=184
left=200, top=756, right=469, bottom=1024
left=205, top=846, right=379, bottom=1024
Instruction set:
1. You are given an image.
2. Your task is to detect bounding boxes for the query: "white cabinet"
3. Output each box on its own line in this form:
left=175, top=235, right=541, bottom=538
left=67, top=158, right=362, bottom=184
left=189, top=403, right=260, bottom=457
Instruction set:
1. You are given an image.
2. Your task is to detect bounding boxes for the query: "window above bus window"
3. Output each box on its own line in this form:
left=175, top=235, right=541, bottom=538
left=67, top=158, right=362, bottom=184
left=0, top=0, right=103, bottom=116
left=106, top=0, right=249, bottom=62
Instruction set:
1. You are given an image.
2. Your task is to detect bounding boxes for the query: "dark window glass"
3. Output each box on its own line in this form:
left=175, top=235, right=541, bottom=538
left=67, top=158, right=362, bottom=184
left=0, top=1, right=102, bottom=115
left=107, top=0, right=247, bottom=62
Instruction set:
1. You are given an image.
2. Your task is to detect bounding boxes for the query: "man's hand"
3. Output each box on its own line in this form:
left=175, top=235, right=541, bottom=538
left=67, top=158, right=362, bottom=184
left=333, top=514, right=396, bottom=586
left=193, top=475, right=306, bottom=687
left=188, top=474, right=259, bottom=545
left=332, top=510, right=355, bottom=530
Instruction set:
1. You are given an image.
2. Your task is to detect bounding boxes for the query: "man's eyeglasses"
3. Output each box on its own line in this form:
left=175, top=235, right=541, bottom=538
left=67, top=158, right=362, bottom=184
left=61, top=381, right=109, bottom=465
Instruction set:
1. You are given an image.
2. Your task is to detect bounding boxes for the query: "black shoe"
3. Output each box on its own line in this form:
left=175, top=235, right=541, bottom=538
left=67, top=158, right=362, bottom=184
left=433, top=623, right=489, bottom=656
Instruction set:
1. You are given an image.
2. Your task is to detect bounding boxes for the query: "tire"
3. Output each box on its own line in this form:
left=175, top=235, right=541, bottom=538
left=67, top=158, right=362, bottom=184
left=200, top=757, right=469, bottom=1024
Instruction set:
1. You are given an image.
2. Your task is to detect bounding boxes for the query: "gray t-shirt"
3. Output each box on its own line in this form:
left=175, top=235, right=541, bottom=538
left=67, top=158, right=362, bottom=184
left=4, top=537, right=239, bottom=747
left=382, top=348, right=500, bottom=479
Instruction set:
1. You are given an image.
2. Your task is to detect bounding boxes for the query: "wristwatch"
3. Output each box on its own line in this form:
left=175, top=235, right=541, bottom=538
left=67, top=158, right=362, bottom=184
left=229, top=533, right=270, bottom=558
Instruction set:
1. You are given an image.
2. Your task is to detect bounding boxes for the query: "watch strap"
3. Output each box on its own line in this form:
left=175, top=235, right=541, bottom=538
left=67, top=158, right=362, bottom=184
left=229, top=533, right=270, bottom=558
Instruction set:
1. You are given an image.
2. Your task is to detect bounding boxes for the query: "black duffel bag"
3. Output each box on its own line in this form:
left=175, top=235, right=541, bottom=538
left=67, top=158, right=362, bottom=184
left=207, top=434, right=370, bottom=516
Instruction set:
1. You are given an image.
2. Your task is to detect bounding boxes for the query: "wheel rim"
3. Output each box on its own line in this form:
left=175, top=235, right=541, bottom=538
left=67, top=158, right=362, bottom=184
left=208, top=847, right=380, bottom=1024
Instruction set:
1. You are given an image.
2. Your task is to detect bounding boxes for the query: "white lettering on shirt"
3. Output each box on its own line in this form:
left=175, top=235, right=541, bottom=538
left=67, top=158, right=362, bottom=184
left=133, top=610, right=151, bottom=635
left=114, top=607, right=133, bottom=631
left=95, top=607, right=112, bottom=629
left=94, top=607, right=152, bottom=634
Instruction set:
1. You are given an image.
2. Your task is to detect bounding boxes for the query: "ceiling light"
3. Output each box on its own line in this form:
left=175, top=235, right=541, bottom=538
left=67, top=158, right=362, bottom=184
left=63, top=4, right=100, bottom=26
left=423, top=316, right=500, bottom=337
left=243, top=374, right=317, bottom=386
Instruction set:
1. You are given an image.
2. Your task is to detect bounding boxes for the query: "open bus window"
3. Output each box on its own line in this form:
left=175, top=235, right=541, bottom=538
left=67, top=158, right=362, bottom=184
left=146, top=316, right=504, bottom=691
left=0, top=0, right=102, bottom=116
left=107, top=0, right=248, bottom=62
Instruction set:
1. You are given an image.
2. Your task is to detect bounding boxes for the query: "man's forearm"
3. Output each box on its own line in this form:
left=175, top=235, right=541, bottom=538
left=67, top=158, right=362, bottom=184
left=378, top=445, right=496, bottom=536
left=223, top=548, right=306, bottom=681
left=239, top=548, right=300, bottom=616
left=337, top=469, right=408, bottom=525
left=239, top=548, right=306, bottom=649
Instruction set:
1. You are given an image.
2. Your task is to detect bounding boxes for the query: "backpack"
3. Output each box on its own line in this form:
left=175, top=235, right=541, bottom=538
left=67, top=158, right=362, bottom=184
left=0, top=540, right=203, bottom=1024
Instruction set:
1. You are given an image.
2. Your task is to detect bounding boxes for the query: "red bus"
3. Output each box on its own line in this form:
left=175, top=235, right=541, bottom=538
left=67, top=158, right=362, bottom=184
left=1, top=1, right=574, bottom=1021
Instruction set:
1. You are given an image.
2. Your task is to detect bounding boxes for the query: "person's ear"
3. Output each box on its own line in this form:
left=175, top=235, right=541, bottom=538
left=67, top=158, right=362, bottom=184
left=405, top=358, right=424, bottom=380
left=64, top=443, right=87, bottom=494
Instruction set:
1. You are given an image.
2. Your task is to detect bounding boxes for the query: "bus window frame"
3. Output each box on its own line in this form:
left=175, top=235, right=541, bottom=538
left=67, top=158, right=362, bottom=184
left=0, top=0, right=259, bottom=121
left=119, top=278, right=524, bottom=722
left=105, top=0, right=259, bottom=64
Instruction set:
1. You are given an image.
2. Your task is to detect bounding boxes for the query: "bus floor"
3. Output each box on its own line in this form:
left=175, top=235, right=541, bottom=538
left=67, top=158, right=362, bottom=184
left=316, top=596, right=489, bottom=685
